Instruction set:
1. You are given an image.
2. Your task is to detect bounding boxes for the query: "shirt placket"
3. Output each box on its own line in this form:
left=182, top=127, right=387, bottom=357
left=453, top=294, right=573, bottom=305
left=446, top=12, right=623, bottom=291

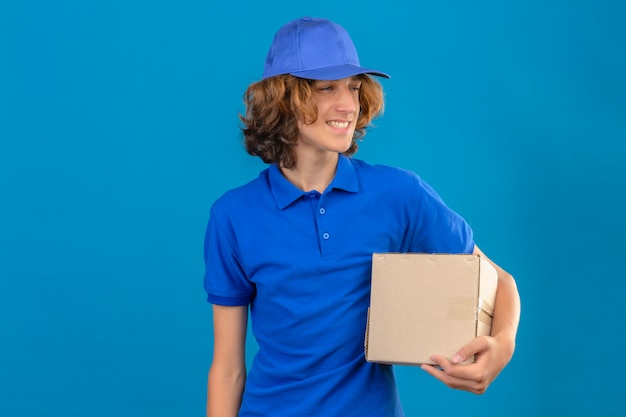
left=305, top=191, right=334, bottom=258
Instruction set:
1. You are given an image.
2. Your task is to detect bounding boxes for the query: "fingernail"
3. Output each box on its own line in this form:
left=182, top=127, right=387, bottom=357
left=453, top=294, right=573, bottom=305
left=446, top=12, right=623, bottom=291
left=452, top=354, right=462, bottom=363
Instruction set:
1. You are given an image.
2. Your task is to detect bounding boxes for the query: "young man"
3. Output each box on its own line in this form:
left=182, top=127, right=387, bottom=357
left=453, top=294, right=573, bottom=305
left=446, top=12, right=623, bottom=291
left=204, top=17, right=520, bottom=417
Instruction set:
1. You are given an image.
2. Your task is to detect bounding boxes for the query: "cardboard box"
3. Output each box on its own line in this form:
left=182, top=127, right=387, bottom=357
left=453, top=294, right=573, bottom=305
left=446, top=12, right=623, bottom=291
left=365, top=253, right=498, bottom=365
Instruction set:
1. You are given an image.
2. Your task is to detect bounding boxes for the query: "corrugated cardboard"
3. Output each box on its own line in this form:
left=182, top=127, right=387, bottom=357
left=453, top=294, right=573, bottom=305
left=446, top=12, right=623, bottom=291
left=365, top=253, right=498, bottom=365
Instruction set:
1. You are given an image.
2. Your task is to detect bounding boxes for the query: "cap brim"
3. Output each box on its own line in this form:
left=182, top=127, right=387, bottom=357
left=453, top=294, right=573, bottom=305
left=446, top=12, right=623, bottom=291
left=289, top=64, right=390, bottom=80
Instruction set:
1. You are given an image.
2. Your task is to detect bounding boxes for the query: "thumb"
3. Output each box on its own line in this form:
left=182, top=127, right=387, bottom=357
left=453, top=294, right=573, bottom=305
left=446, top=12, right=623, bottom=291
left=452, top=337, right=488, bottom=364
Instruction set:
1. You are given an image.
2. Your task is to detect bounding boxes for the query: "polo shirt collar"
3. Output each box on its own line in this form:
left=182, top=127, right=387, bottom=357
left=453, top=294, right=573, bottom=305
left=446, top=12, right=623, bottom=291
left=269, top=154, right=360, bottom=210
left=330, top=154, right=360, bottom=193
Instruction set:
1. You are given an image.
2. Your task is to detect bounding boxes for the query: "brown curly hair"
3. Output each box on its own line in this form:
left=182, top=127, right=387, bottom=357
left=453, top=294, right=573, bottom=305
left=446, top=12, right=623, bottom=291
left=240, top=74, right=384, bottom=169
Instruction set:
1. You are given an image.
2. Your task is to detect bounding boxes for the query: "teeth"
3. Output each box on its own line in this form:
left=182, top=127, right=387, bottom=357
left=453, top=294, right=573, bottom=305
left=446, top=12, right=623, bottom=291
left=328, top=121, right=349, bottom=128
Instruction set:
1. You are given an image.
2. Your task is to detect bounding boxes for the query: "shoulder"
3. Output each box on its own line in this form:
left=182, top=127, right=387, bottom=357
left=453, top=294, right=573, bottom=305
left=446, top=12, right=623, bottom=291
left=350, top=158, right=427, bottom=190
left=209, top=168, right=271, bottom=216
left=349, top=158, right=446, bottom=210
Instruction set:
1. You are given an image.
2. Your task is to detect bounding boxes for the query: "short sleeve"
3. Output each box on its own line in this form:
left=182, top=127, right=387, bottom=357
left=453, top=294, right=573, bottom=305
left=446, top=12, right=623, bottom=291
left=408, top=175, right=475, bottom=254
left=203, top=203, right=255, bottom=306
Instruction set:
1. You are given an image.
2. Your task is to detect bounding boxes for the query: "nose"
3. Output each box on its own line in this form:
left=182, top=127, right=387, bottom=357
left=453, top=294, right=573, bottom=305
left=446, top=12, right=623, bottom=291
left=335, top=85, right=358, bottom=114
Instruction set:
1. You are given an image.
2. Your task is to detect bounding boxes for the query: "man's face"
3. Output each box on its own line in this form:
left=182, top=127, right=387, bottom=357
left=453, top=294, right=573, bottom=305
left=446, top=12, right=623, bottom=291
left=296, top=76, right=361, bottom=156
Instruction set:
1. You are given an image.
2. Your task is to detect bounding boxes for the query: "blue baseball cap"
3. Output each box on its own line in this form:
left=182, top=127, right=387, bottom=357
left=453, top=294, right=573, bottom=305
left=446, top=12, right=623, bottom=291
left=262, top=17, right=390, bottom=80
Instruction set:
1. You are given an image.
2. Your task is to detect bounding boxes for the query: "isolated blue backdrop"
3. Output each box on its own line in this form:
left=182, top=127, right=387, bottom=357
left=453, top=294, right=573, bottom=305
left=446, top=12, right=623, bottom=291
left=1, top=1, right=625, bottom=416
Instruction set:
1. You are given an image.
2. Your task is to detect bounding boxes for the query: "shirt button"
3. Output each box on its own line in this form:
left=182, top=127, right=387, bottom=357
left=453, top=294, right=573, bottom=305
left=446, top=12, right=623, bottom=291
left=319, top=207, right=326, bottom=215
left=323, top=232, right=330, bottom=240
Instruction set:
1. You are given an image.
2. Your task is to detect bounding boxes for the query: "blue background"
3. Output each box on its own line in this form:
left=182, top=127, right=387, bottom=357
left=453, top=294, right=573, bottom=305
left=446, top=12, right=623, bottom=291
left=2, top=1, right=625, bottom=416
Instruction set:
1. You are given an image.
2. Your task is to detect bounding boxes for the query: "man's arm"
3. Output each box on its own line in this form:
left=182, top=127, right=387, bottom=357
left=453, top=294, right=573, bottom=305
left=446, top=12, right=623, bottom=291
left=421, top=245, right=521, bottom=394
left=207, top=305, right=248, bottom=416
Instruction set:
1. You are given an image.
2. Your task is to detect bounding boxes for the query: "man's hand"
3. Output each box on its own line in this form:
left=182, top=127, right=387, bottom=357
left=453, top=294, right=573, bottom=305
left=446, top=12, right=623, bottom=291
left=422, top=245, right=520, bottom=394
left=420, top=333, right=514, bottom=395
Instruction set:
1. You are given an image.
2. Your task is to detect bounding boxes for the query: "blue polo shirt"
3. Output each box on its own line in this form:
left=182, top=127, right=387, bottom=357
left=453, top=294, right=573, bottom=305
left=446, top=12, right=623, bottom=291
left=204, top=155, right=474, bottom=417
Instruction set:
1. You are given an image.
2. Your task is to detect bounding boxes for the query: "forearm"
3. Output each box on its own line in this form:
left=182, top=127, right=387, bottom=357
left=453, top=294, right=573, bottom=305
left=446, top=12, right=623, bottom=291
left=474, top=246, right=521, bottom=361
left=490, top=268, right=520, bottom=361
left=207, top=366, right=246, bottom=417
left=207, top=304, right=248, bottom=417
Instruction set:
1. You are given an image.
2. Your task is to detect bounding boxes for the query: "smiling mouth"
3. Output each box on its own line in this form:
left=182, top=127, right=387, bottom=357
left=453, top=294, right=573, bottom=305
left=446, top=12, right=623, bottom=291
left=327, top=121, right=350, bottom=129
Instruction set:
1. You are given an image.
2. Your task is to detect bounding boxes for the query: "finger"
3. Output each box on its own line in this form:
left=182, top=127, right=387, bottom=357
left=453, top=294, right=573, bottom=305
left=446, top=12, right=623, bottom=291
left=420, top=360, right=453, bottom=383
left=420, top=362, right=484, bottom=394
left=420, top=363, right=443, bottom=379
left=452, top=336, right=489, bottom=364
left=430, top=354, right=484, bottom=381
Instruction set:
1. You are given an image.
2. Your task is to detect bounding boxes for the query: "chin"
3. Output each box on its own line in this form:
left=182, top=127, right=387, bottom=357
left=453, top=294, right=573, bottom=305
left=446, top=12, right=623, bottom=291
left=335, top=137, right=354, bottom=153
left=333, top=144, right=352, bottom=154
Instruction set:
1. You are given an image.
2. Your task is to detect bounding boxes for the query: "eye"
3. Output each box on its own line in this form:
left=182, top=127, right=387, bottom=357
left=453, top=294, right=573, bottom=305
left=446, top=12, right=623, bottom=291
left=349, top=84, right=361, bottom=92
left=317, top=85, right=334, bottom=92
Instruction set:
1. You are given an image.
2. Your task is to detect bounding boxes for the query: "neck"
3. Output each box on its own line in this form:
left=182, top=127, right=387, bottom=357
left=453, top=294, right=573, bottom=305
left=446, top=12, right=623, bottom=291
left=280, top=152, right=339, bottom=193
